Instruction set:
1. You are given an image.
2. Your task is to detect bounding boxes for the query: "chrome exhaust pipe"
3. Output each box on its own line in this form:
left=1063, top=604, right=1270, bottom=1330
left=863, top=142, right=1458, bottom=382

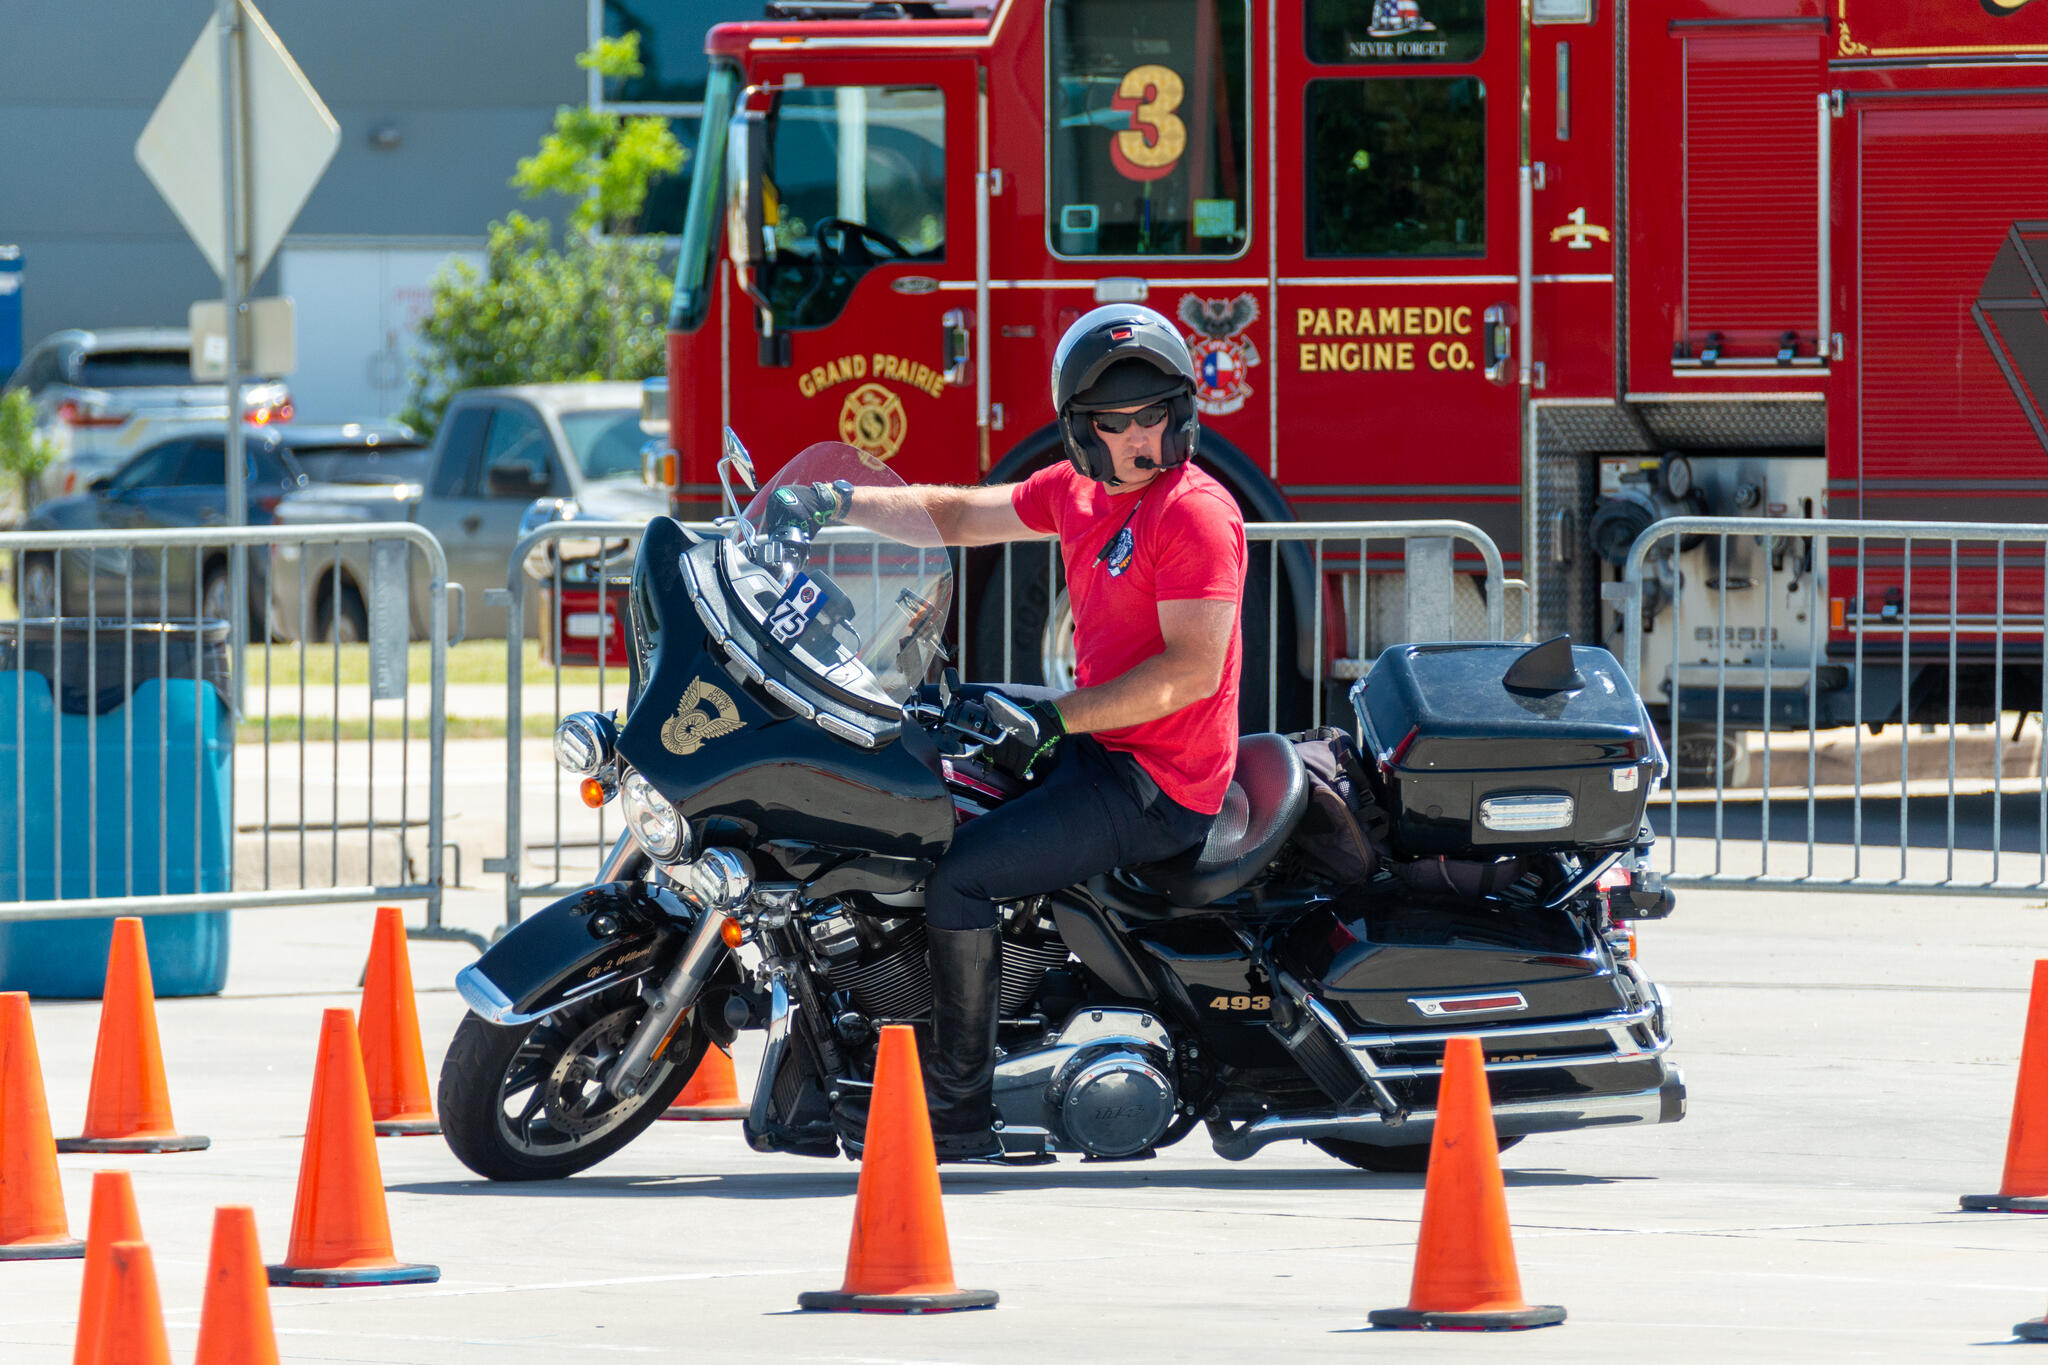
left=1208, top=1061, right=1686, bottom=1162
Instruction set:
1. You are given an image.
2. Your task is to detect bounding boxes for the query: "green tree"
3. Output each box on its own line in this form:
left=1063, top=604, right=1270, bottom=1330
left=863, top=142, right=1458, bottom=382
left=0, top=389, right=56, bottom=520
left=513, top=35, right=686, bottom=237
left=402, top=34, right=685, bottom=435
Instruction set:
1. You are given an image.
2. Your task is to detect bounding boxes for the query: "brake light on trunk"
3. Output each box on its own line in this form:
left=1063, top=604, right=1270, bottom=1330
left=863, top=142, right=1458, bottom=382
left=57, top=399, right=126, bottom=428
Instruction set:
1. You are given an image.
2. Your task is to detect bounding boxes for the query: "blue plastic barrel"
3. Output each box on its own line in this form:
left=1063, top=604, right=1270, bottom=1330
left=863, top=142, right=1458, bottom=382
left=0, top=620, right=234, bottom=997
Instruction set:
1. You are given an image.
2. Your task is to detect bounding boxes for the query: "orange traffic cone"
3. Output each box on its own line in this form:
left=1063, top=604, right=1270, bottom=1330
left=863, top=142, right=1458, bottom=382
left=358, top=906, right=440, bottom=1137
left=57, top=918, right=209, bottom=1154
left=797, top=1024, right=996, bottom=1315
left=1368, top=1036, right=1566, bottom=1331
left=1965, top=959, right=2048, bottom=1212
left=196, top=1207, right=280, bottom=1365
left=0, top=992, right=84, bottom=1260
left=73, top=1172, right=145, bottom=1365
left=662, top=1043, right=748, bottom=1120
left=266, top=1008, right=438, bottom=1287
left=91, top=1241, right=172, bottom=1365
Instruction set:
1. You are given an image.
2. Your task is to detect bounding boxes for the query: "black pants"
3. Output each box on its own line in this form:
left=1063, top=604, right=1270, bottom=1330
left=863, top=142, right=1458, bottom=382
left=924, top=709, right=1214, bottom=932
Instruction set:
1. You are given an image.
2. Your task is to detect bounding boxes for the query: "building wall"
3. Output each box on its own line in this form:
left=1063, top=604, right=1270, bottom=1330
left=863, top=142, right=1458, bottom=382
left=0, top=0, right=584, bottom=343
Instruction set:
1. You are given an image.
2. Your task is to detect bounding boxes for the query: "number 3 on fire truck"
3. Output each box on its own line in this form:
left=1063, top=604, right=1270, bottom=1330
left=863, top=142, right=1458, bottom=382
left=1111, top=64, right=1186, bottom=182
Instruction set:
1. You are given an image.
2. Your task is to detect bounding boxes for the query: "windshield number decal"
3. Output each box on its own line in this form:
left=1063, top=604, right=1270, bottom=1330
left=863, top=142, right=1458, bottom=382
left=769, top=574, right=825, bottom=644
left=1110, top=64, right=1187, bottom=182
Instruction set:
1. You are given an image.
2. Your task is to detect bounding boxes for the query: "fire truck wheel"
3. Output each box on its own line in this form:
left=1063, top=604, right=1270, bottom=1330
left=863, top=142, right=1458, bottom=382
left=1670, top=728, right=1752, bottom=788
left=972, top=540, right=1308, bottom=731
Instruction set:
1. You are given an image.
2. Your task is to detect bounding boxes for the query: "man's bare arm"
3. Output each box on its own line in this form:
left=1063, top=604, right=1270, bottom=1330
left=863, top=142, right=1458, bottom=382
left=1051, top=597, right=1237, bottom=734
left=840, top=482, right=1043, bottom=548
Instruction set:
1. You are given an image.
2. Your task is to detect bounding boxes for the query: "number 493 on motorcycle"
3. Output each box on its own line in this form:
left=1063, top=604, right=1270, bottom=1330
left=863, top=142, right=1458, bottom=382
left=769, top=574, right=825, bottom=643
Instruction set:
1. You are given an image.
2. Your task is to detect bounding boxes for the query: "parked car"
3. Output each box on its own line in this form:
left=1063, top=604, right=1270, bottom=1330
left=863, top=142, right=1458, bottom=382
left=268, top=382, right=665, bottom=642
left=14, top=428, right=308, bottom=623
left=2, top=328, right=293, bottom=501
left=275, top=422, right=429, bottom=486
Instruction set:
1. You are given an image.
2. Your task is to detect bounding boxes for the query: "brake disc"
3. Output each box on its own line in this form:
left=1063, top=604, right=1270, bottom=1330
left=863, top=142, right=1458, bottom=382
left=541, top=1005, right=642, bottom=1137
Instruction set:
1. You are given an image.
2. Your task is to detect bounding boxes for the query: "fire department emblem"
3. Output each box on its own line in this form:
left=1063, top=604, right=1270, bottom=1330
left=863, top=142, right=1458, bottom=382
left=1179, top=292, right=1262, bottom=417
left=662, top=677, right=745, bottom=756
left=1368, top=0, right=1437, bottom=36
left=838, top=382, right=907, bottom=465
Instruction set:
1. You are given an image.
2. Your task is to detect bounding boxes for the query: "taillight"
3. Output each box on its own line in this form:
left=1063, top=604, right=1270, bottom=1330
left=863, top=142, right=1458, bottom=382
left=57, top=399, right=125, bottom=428
left=244, top=399, right=293, bottom=426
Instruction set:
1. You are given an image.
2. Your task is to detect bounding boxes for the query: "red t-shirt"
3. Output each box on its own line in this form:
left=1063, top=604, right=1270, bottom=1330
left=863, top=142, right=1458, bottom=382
left=1011, top=461, right=1246, bottom=814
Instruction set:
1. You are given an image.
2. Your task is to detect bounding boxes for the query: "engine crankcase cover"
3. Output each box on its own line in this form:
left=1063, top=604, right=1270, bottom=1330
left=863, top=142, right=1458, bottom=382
left=1054, top=1049, right=1176, bottom=1158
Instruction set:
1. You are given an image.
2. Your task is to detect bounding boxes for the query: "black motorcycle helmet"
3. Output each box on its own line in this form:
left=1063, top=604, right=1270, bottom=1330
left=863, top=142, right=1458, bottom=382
left=1050, top=304, right=1199, bottom=483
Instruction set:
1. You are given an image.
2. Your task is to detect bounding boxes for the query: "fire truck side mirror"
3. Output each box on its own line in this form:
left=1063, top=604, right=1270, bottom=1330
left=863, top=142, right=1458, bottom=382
left=726, top=107, right=770, bottom=273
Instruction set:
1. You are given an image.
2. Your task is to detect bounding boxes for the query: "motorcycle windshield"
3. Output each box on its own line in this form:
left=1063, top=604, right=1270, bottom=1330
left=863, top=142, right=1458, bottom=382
left=726, top=441, right=952, bottom=710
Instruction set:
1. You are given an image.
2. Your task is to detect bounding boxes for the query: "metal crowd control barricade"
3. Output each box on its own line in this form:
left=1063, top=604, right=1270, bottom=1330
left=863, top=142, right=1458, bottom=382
left=0, top=523, right=466, bottom=969
left=1618, top=516, right=2048, bottom=895
left=493, top=517, right=1510, bottom=931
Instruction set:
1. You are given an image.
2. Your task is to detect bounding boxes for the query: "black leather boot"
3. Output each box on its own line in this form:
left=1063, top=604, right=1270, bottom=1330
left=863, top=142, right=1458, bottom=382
left=924, top=925, right=1003, bottom=1160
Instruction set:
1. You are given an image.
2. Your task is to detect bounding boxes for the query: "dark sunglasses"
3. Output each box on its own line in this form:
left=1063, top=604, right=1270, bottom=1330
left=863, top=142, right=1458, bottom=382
left=1090, top=403, right=1170, bottom=434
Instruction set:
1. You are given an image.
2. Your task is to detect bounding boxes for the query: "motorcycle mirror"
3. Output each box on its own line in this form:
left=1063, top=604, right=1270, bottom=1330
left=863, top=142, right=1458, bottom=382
left=717, top=427, right=758, bottom=520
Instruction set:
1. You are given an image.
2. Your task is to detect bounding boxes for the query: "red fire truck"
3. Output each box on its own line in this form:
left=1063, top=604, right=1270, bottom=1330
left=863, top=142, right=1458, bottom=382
left=640, top=0, right=2048, bottom=749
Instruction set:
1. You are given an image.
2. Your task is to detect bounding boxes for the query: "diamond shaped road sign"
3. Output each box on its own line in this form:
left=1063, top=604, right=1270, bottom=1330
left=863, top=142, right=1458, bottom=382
left=135, top=0, right=339, bottom=286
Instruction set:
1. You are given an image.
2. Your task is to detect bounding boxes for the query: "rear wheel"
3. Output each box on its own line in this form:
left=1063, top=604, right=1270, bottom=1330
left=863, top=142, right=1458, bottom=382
left=438, top=982, right=707, bottom=1181
left=317, top=582, right=368, bottom=643
left=17, top=553, right=56, bottom=617
left=1314, top=1134, right=1523, bottom=1173
left=200, top=567, right=232, bottom=625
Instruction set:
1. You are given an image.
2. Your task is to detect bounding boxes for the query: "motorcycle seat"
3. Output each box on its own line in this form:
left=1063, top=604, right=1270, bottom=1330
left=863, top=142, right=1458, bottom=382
left=1125, top=734, right=1309, bottom=908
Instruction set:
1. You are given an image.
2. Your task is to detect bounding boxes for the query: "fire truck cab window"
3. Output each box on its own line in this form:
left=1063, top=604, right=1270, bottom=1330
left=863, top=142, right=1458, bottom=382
left=1306, top=78, right=1485, bottom=258
left=1306, top=0, right=1485, bottom=65
left=1047, top=0, right=1252, bottom=258
left=762, top=85, right=946, bottom=331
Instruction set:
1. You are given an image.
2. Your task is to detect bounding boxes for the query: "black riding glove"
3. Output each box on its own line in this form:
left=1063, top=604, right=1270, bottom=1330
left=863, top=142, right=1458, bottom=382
left=763, top=479, right=853, bottom=534
left=986, top=692, right=1067, bottom=779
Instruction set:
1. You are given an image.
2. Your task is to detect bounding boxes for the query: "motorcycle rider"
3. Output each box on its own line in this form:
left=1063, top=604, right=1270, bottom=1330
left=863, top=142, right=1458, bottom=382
left=764, top=305, right=1247, bottom=1158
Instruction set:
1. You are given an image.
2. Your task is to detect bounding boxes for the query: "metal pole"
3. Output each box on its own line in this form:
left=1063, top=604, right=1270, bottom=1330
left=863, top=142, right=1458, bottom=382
left=217, top=0, right=248, bottom=713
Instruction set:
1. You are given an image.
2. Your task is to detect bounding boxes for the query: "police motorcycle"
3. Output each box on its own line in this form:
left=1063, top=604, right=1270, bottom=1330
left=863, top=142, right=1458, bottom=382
left=438, top=432, right=1685, bottom=1180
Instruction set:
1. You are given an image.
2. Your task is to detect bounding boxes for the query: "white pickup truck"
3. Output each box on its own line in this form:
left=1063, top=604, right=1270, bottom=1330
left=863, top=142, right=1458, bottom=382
left=267, top=381, right=664, bottom=641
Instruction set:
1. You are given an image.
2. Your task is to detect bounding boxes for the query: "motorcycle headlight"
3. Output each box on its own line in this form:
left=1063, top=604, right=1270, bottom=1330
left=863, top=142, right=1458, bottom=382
left=622, top=769, right=687, bottom=862
left=554, top=710, right=616, bottom=776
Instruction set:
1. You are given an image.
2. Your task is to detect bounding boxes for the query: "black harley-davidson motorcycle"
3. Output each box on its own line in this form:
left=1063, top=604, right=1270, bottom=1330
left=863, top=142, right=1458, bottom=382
left=438, top=435, right=1684, bottom=1180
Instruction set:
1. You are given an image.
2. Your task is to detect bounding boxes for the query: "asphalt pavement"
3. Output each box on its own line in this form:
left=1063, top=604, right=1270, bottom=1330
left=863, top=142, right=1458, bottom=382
left=0, top=884, right=2045, bottom=1361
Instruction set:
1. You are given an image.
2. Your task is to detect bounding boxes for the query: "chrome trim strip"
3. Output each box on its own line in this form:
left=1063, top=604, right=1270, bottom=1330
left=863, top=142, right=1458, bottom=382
left=455, top=963, right=535, bottom=1026
left=816, top=712, right=876, bottom=747
left=1340, top=1000, right=1667, bottom=1080
left=762, top=676, right=816, bottom=719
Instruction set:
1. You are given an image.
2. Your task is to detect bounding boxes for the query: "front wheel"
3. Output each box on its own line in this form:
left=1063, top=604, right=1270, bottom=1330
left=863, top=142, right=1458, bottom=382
left=438, top=983, right=708, bottom=1181
left=1314, top=1134, right=1523, bottom=1173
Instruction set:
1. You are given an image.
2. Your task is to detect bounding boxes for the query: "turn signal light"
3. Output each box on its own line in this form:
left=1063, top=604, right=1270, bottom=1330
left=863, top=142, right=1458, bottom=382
left=1829, top=597, right=1846, bottom=630
left=580, top=776, right=610, bottom=808
left=720, top=919, right=745, bottom=948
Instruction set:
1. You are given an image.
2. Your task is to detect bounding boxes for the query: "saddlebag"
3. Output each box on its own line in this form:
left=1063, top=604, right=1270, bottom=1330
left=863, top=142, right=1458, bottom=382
left=1351, top=636, right=1656, bottom=856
